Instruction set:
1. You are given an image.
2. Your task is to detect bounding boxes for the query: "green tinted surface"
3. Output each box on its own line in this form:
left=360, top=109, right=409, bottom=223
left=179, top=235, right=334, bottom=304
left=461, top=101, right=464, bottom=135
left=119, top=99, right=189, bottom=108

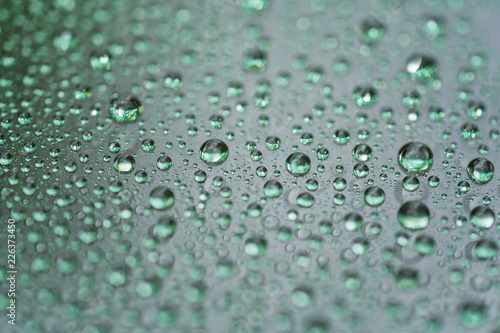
left=1, top=0, right=500, bottom=332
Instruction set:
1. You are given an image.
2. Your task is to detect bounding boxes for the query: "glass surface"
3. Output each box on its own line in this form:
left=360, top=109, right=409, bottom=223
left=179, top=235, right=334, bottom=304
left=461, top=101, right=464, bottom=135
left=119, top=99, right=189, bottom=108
left=1, top=0, right=500, bottom=332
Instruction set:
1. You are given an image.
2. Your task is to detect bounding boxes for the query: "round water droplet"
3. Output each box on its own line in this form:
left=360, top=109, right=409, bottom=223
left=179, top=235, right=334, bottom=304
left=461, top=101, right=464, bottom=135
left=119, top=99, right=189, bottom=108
left=398, top=142, right=433, bottom=174
left=467, top=158, right=494, bottom=184
left=157, top=156, right=173, bottom=171
left=406, top=54, right=437, bottom=80
left=353, top=85, right=377, bottom=107
left=395, top=268, right=419, bottom=291
left=461, top=123, right=479, bottom=140
left=466, top=100, right=486, bottom=120
left=414, top=234, right=435, bottom=255
left=244, top=238, right=267, bottom=256
left=153, top=217, right=177, bottom=239
left=473, top=239, right=498, bottom=260
left=292, top=287, right=313, bottom=308
left=333, top=177, right=347, bottom=191
left=398, top=200, right=430, bottom=230
left=199, top=139, right=229, bottom=165
left=470, top=206, right=495, bottom=229
left=265, top=136, right=281, bottom=150
left=285, top=152, right=311, bottom=176
left=459, top=302, right=487, bottom=328
left=402, top=176, right=420, bottom=192
left=90, top=52, right=112, bottom=71
left=113, top=154, right=136, bottom=174
left=333, top=129, right=350, bottom=145
left=364, top=186, right=385, bottom=207
left=297, top=192, right=315, bottom=208
left=361, top=19, right=385, bottom=44
left=263, top=180, right=283, bottom=198
left=239, top=0, right=271, bottom=14
left=110, top=96, right=142, bottom=123
left=353, top=163, right=369, bottom=178
left=343, top=212, right=363, bottom=231
left=149, top=187, right=175, bottom=210
left=352, top=144, right=373, bottom=162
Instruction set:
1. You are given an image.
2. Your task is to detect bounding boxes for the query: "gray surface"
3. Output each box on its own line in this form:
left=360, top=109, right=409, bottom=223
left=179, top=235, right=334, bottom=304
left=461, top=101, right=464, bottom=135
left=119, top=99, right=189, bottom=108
left=1, top=0, right=500, bottom=332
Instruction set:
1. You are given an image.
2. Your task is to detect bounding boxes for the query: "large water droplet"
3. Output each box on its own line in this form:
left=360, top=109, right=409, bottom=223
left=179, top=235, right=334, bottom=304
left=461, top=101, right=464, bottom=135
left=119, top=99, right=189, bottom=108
left=398, top=142, right=433, bottom=174
left=113, top=154, right=136, bottom=174
left=470, top=206, right=495, bottom=229
left=263, top=180, right=283, bottom=198
left=363, top=186, right=385, bottom=207
left=285, top=152, right=311, bottom=176
left=199, top=139, right=229, bottom=165
left=149, top=187, right=175, bottom=210
left=467, top=158, right=494, bottom=184
left=110, top=96, right=143, bottom=123
left=397, top=200, right=430, bottom=230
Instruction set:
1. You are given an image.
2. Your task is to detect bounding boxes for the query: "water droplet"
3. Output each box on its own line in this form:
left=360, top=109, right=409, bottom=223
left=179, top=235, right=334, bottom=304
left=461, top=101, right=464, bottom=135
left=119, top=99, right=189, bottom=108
left=470, top=206, right=495, bottom=229
left=239, top=0, right=271, bottom=14
left=263, top=180, right=283, bottom=198
left=244, top=238, right=267, bottom=256
left=353, top=85, right=377, bottom=107
left=110, top=96, right=143, bottom=123
left=113, top=154, right=136, bottom=174
left=199, top=139, right=229, bottom=165
left=333, top=129, right=350, bottom=145
left=398, top=201, right=430, bottom=230
left=285, top=152, right=311, bottom=176
left=398, top=142, right=433, bottom=174
left=344, top=212, right=363, bottom=231
left=402, top=176, right=420, bottom=192
left=459, top=302, right=487, bottom=328
left=352, top=144, right=373, bottom=162
left=149, top=187, right=175, bottom=210
left=473, top=239, right=498, bottom=260
left=157, top=156, right=173, bottom=171
left=406, top=54, right=437, bottom=80
left=467, top=158, right=494, bottom=184
left=466, top=100, right=486, bottom=119
left=461, top=123, right=479, bottom=140
left=364, top=186, right=385, bottom=207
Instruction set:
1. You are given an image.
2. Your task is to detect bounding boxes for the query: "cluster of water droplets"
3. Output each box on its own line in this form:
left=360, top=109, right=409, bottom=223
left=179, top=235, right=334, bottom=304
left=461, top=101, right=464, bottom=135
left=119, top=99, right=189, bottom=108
left=1, top=0, right=500, bottom=331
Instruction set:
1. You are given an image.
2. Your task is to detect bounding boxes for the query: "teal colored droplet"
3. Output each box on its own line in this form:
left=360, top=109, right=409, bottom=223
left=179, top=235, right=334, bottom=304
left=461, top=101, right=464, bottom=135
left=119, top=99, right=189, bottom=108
left=199, top=139, right=229, bottom=165
left=470, top=206, right=495, bottom=229
left=333, top=129, right=350, bottom=145
left=297, top=192, right=315, bottom=208
left=244, top=238, right=267, bottom=256
left=343, top=212, right=362, bottom=231
left=402, top=176, right=420, bottom=192
left=398, top=142, right=433, bottom=174
left=285, top=152, right=311, bottom=176
left=364, top=186, right=385, bottom=207
left=473, top=239, right=498, bottom=260
left=263, top=180, right=283, bottom=198
left=467, top=158, right=494, bottom=184
left=239, top=0, right=271, bottom=14
left=353, top=86, right=377, bottom=107
left=149, top=187, right=175, bottom=210
left=110, top=96, right=143, bottom=123
left=352, top=144, right=373, bottom=162
left=113, top=154, right=136, bottom=174
left=459, top=302, right=487, bottom=328
left=406, top=54, right=437, bottom=80
left=398, top=200, right=430, bottom=230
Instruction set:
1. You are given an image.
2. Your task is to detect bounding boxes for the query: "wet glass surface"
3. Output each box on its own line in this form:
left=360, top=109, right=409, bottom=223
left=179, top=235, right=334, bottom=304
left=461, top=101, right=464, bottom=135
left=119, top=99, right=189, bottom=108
left=1, top=0, right=500, bottom=332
